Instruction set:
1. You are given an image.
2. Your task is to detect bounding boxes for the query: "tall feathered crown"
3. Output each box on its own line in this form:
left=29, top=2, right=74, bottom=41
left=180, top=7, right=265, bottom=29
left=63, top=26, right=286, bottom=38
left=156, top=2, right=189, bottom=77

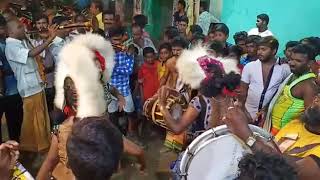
left=54, top=33, right=115, bottom=118
left=176, top=45, right=240, bottom=89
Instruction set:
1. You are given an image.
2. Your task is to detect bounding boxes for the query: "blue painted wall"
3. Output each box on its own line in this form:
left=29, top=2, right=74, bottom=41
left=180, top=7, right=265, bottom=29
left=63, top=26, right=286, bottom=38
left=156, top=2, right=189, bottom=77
left=221, top=0, right=320, bottom=55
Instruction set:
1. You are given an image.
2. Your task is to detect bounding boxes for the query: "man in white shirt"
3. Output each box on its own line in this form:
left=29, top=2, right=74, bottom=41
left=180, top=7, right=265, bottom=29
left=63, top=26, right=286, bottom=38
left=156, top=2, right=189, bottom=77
left=248, top=13, right=273, bottom=37
left=240, top=36, right=290, bottom=124
left=5, top=18, right=57, bottom=152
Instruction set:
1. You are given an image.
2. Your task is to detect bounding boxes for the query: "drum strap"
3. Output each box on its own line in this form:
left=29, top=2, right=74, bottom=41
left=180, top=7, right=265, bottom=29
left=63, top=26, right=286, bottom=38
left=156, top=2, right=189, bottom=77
left=256, top=64, right=275, bottom=126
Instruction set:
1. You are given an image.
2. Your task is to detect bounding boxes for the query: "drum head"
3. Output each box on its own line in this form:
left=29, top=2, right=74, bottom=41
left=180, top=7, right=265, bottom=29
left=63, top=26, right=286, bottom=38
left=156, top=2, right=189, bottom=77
left=182, top=134, right=250, bottom=180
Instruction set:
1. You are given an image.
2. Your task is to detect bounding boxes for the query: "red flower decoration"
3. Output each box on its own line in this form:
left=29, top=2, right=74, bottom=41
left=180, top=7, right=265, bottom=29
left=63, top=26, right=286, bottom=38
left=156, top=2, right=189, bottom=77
left=94, top=50, right=106, bottom=71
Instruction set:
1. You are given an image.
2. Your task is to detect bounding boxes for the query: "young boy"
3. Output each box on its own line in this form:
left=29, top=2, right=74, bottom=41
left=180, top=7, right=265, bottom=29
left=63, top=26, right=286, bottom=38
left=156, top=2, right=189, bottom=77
left=138, top=47, right=160, bottom=103
left=210, top=23, right=232, bottom=48
left=157, top=43, right=172, bottom=80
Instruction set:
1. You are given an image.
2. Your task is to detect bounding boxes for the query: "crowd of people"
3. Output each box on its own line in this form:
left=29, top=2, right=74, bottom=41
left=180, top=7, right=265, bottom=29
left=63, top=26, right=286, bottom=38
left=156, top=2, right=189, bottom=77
left=0, top=0, right=320, bottom=179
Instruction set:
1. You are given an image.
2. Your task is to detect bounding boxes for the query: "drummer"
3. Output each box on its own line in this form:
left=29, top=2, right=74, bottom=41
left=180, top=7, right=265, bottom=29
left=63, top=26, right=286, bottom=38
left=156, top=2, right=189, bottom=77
left=224, top=95, right=320, bottom=180
left=158, top=55, right=241, bottom=137
left=36, top=34, right=146, bottom=179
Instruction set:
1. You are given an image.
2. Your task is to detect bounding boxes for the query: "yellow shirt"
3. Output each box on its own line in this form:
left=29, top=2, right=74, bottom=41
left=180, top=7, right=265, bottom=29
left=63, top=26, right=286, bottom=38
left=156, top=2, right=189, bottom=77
left=275, top=119, right=320, bottom=158
left=157, top=61, right=166, bottom=80
left=96, top=12, right=104, bottom=30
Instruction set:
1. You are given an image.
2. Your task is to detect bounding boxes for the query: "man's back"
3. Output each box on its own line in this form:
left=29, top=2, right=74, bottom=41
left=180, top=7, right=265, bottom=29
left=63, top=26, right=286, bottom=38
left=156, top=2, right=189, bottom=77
left=248, top=28, right=273, bottom=37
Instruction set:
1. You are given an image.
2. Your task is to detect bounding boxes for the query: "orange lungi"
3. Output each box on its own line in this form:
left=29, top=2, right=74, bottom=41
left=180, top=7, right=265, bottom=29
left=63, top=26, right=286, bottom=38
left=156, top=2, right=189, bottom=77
left=20, top=91, right=51, bottom=152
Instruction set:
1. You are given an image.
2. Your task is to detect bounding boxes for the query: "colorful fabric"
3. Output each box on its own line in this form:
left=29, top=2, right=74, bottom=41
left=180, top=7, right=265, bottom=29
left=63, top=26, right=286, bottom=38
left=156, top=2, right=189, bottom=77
left=111, top=52, right=134, bottom=96
left=197, top=55, right=224, bottom=79
left=138, top=62, right=160, bottom=101
left=275, top=119, right=320, bottom=158
left=189, top=95, right=212, bottom=130
left=271, top=73, right=316, bottom=135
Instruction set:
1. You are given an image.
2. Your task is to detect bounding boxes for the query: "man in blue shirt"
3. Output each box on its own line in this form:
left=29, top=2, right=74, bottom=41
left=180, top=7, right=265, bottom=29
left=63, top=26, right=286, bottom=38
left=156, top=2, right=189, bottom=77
left=0, top=14, right=22, bottom=143
left=108, top=27, right=136, bottom=136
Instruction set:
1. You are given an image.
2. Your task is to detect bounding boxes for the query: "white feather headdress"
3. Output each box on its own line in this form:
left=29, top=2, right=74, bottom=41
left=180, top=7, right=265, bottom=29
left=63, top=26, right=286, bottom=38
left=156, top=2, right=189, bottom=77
left=176, top=45, right=240, bottom=89
left=54, top=33, right=115, bottom=118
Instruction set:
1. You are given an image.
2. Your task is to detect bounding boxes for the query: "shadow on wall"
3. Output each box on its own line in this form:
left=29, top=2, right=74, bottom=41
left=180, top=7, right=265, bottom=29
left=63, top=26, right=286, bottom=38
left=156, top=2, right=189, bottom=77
left=221, top=0, right=320, bottom=56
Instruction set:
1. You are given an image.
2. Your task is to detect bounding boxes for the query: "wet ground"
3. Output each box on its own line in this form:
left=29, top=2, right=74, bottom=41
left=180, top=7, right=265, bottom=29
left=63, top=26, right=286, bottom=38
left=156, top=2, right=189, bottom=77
left=1, top=117, right=175, bottom=180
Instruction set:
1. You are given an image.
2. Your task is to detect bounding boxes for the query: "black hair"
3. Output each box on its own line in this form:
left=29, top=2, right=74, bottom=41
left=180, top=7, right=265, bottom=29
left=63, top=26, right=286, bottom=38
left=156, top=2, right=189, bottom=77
left=179, top=15, right=189, bottom=24
left=93, top=28, right=106, bottom=38
left=178, top=0, right=186, bottom=9
left=67, top=116, right=123, bottom=180
left=228, top=45, right=243, bottom=60
left=209, top=41, right=225, bottom=55
left=33, top=13, right=49, bottom=23
left=200, top=1, right=209, bottom=11
left=74, top=13, right=86, bottom=22
left=285, top=41, right=300, bottom=50
left=291, top=44, right=317, bottom=61
left=301, top=103, right=320, bottom=127
left=159, top=42, right=172, bottom=52
left=246, top=35, right=262, bottom=45
left=190, top=25, right=203, bottom=35
left=236, top=151, right=297, bottom=180
left=143, top=47, right=155, bottom=56
left=133, top=14, right=148, bottom=29
left=132, top=23, right=142, bottom=31
left=300, top=37, right=320, bottom=56
left=0, top=14, right=7, bottom=27
left=91, top=0, right=104, bottom=12
left=191, top=33, right=205, bottom=42
left=52, top=16, right=69, bottom=26
left=233, top=31, right=248, bottom=44
left=211, top=23, right=229, bottom=36
left=171, top=37, right=188, bottom=49
left=257, top=13, right=270, bottom=24
left=103, top=9, right=115, bottom=17
left=199, top=63, right=240, bottom=97
left=108, top=26, right=125, bottom=37
left=164, top=26, right=180, bottom=40
left=258, top=36, right=279, bottom=52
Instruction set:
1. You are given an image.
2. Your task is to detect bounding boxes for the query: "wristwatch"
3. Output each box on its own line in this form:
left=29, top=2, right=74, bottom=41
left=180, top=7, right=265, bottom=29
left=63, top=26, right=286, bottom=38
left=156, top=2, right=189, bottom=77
left=245, top=135, right=257, bottom=147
